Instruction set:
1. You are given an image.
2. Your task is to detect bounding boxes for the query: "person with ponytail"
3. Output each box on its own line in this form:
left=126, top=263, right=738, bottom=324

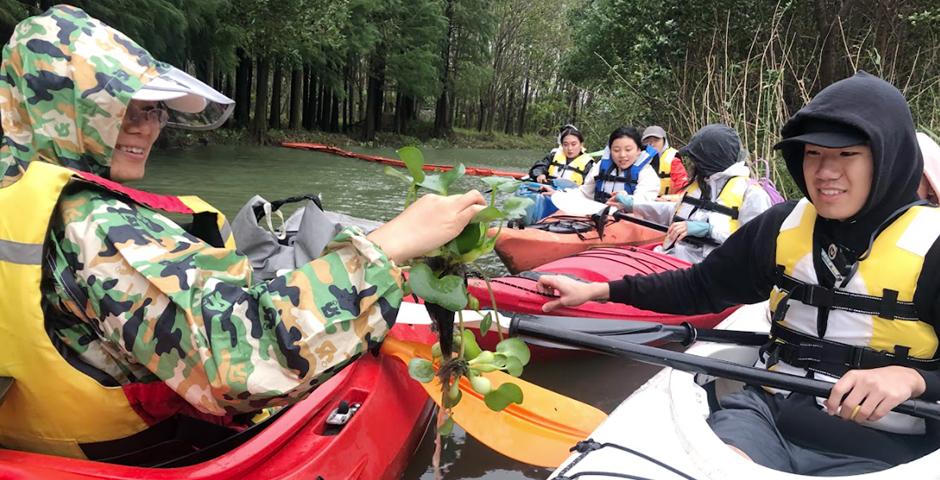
left=528, top=125, right=595, bottom=187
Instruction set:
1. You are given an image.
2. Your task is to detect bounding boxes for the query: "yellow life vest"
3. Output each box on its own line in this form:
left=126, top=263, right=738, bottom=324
left=0, top=161, right=233, bottom=458
left=547, top=150, right=594, bottom=185
left=766, top=198, right=940, bottom=433
left=673, top=176, right=749, bottom=233
left=656, top=147, right=678, bottom=195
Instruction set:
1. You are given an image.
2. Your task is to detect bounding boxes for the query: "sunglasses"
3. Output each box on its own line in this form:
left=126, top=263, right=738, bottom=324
left=124, top=104, right=169, bottom=128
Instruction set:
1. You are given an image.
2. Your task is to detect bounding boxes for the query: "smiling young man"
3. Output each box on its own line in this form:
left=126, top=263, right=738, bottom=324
left=536, top=71, right=940, bottom=474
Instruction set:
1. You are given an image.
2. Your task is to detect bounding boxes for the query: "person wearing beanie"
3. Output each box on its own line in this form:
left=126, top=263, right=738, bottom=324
left=609, top=123, right=773, bottom=264
left=642, top=125, right=689, bottom=196
left=536, top=71, right=940, bottom=474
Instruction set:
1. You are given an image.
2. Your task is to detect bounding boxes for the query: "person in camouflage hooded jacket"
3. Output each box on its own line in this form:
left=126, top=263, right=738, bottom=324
left=0, top=5, right=484, bottom=457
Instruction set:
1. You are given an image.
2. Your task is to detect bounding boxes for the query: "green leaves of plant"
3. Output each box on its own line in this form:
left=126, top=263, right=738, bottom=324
left=408, top=263, right=468, bottom=311
left=471, top=206, right=505, bottom=224
left=384, top=165, right=414, bottom=184
left=454, top=222, right=486, bottom=254
left=480, top=176, right=520, bottom=194
left=479, top=312, right=493, bottom=336
left=502, top=196, right=534, bottom=220
left=390, top=147, right=534, bottom=423
left=438, top=416, right=455, bottom=436
left=419, top=163, right=465, bottom=195
left=408, top=358, right=435, bottom=383
left=496, top=337, right=531, bottom=366
left=484, top=383, right=524, bottom=411
left=397, top=146, right=426, bottom=183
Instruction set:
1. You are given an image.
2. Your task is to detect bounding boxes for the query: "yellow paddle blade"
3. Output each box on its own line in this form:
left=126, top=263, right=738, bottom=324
left=381, top=337, right=607, bottom=468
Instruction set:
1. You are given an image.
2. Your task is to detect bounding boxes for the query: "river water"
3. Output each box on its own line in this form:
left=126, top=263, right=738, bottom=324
left=141, top=144, right=662, bottom=479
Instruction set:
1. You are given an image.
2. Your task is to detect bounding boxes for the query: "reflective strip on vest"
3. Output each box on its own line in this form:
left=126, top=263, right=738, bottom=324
left=547, top=151, right=594, bottom=185
left=0, top=239, right=42, bottom=265
left=766, top=198, right=940, bottom=434
left=674, top=176, right=748, bottom=233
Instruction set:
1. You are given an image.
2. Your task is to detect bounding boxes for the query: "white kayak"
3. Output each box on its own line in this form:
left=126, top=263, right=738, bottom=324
left=550, top=302, right=940, bottom=479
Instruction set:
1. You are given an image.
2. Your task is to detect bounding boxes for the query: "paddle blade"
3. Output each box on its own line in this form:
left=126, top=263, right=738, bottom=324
left=381, top=337, right=607, bottom=468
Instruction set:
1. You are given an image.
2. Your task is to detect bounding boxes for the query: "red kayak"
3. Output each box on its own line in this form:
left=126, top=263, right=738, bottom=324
left=492, top=214, right=665, bottom=274
left=282, top=142, right=525, bottom=178
left=469, top=246, right=736, bottom=328
left=0, top=323, right=435, bottom=480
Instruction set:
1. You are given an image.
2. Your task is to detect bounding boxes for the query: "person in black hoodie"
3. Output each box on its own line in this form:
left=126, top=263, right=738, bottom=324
left=536, top=71, right=940, bottom=474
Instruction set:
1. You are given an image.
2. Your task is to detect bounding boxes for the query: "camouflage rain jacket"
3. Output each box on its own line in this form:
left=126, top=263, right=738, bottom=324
left=0, top=6, right=403, bottom=416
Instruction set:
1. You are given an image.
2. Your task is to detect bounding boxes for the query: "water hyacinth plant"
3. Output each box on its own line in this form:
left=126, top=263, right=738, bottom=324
left=386, top=146, right=533, bottom=476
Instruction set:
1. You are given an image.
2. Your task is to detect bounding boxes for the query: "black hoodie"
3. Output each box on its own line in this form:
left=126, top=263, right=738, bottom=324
left=607, top=72, right=940, bottom=399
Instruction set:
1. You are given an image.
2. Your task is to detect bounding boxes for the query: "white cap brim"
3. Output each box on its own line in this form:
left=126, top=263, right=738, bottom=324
left=131, top=66, right=234, bottom=129
left=133, top=67, right=233, bottom=113
left=132, top=77, right=207, bottom=113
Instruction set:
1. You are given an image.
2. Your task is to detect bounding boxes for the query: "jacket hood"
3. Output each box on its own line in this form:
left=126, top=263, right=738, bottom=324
left=708, top=161, right=750, bottom=181
left=778, top=71, right=922, bottom=222
left=679, top=124, right=744, bottom=178
left=0, top=5, right=166, bottom=181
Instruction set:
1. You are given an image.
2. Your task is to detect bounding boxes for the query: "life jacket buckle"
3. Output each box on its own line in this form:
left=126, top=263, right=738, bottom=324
left=849, top=345, right=866, bottom=369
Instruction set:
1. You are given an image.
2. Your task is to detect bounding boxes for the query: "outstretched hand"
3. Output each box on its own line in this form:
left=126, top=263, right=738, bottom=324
left=825, top=366, right=926, bottom=424
left=367, top=190, right=487, bottom=263
left=537, top=275, right=609, bottom=312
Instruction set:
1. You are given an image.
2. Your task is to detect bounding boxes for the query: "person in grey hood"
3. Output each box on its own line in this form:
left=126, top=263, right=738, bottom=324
left=609, top=123, right=773, bottom=264
left=535, top=71, right=940, bottom=474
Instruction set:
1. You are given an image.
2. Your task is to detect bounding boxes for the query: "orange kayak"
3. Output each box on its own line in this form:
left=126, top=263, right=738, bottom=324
left=492, top=214, right=665, bottom=273
left=282, top=142, right=525, bottom=178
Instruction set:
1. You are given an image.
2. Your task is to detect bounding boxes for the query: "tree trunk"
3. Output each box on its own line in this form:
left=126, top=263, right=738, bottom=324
left=503, top=87, right=515, bottom=134
left=813, top=0, right=854, bottom=90
left=343, top=65, right=351, bottom=132
left=567, top=86, right=579, bottom=125
left=394, top=92, right=403, bottom=134
left=303, top=69, right=316, bottom=130
left=289, top=67, right=303, bottom=129
left=357, top=63, right=366, bottom=125
left=517, top=76, right=530, bottom=136
left=329, top=92, right=340, bottom=132
left=251, top=57, right=271, bottom=142
left=316, top=84, right=328, bottom=130
left=433, top=0, right=455, bottom=137
left=234, top=49, right=252, bottom=128
left=364, top=53, right=386, bottom=141
left=269, top=61, right=283, bottom=130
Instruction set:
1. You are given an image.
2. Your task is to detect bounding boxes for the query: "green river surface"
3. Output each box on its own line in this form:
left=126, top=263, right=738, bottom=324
left=141, top=144, right=661, bottom=479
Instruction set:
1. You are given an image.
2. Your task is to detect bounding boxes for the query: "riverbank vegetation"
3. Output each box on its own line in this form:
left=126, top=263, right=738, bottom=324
left=2, top=1, right=938, bottom=191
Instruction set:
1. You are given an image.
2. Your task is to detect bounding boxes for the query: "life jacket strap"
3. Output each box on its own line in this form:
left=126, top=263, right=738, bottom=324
left=767, top=323, right=939, bottom=376
left=680, top=195, right=740, bottom=219
left=775, top=272, right=919, bottom=321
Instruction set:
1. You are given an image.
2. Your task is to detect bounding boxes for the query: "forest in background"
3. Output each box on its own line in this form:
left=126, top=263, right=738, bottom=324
left=2, top=1, right=939, bottom=189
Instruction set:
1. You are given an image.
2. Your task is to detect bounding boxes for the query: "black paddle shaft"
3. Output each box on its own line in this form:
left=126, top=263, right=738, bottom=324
left=514, top=319, right=940, bottom=421
left=611, top=212, right=720, bottom=247
left=517, top=314, right=768, bottom=347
